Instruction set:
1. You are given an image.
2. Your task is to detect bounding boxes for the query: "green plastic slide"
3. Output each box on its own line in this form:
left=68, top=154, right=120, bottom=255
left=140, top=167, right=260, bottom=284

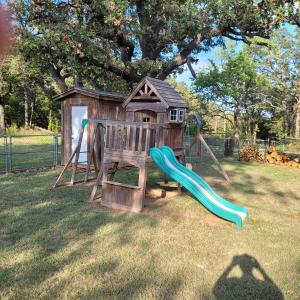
left=149, top=146, right=249, bottom=229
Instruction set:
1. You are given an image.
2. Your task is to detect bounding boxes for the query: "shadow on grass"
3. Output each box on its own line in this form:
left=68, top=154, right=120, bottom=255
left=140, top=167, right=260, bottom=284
left=192, top=159, right=300, bottom=206
left=213, top=254, right=283, bottom=300
left=1, top=170, right=190, bottom=299
left=0, top=159, right=298, bottom=299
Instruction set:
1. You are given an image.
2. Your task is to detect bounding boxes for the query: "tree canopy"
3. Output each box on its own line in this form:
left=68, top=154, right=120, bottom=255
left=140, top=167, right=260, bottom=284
left=193, top=27, right=300, bottom=144
left=10, top=0, right=299, bottom=92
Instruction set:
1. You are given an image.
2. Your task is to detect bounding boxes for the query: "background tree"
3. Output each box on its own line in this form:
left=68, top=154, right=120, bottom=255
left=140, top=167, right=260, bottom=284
left=194, top=49, right=270, bottom=147
left=0, top=53, right=58, bottom=131
left=248, top=27, right=300, bottom=138
left=10, top=0, right=294, bottom=93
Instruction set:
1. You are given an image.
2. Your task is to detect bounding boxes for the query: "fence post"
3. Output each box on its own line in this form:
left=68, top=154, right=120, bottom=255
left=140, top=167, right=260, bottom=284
left=9, top=136, right=12, bottom=172
left=4, top=135, right=8, bottom=174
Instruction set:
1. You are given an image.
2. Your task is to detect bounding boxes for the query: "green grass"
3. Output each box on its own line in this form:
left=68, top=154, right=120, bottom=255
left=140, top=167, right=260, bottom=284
left=0, top=135, right=60, bottom=173
left=0, top=160, right=299, bottom=299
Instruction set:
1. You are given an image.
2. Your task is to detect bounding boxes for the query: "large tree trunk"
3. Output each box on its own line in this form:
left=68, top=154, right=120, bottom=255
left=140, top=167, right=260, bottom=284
left=252, top=123, right=258, bottom=145
left=48, top=109, right=52, bottom=131
left=24, top=89, right=29, bottom=129
left=0, top=102, right=5, bottom=134
left=29, top=95, right=36, bottom=128
left=233, top=103, right=241, bottom=149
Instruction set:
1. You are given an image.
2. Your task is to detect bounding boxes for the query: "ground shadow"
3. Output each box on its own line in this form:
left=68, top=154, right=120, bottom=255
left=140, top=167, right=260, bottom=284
left=213, top=254, right=284, bottom=300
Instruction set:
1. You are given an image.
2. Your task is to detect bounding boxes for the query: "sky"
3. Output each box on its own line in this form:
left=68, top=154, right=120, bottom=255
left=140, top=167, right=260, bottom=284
left=175, top=23, right=297, bottom=86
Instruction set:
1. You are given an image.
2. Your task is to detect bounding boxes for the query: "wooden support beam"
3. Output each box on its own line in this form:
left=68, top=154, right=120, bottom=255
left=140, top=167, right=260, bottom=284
left=108, top=162, right=119, bottom=181
left=85, top=124, right=97, bottom=182
left=132, top=95, right=160, bottom=100
left=90, top=124, right=105, bottom=201
left=198, top=133, right=230, bottom=182
left=53, top=144, right=79, bottom=188
left=70, top=126, right=84, bottom=185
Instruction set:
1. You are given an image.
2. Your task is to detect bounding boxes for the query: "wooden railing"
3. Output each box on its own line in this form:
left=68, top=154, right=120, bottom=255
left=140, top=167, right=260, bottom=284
left=93, top=120, right=165, bottom=157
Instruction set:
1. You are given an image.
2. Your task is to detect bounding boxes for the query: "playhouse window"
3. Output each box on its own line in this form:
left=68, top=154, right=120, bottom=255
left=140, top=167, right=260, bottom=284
left=170, top=109, right=178, bottom=121
left=143, top=117, right=150, bottom=123
left=169, top=109, right=185, bottom=122
left=178, top=109, right=184, bottom=122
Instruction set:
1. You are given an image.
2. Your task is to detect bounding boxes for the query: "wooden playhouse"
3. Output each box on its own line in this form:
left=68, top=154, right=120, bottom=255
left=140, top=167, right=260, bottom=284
left=54, top=77, right=188, bottom=212
left=53, top=87, right=126, bottom=165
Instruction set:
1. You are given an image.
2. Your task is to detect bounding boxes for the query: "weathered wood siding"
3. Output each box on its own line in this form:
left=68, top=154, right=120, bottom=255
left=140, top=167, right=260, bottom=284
left=133, top=110, right=157, bottom=123
left=61, top=94, right=125, bottom=164
left=165, top=124, right=185, bottom=152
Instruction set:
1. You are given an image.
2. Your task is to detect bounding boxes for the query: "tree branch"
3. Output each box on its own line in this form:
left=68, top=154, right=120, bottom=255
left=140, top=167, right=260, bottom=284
left=187, top=56, right=197, bottom=79
left=49, top=64, right=68, bottom=92
left=158, top=33, right=203, bottom=79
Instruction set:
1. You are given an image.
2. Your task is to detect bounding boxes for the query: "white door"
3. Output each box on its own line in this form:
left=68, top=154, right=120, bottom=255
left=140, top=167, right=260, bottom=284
left=72, top=106, right=88, bottom=163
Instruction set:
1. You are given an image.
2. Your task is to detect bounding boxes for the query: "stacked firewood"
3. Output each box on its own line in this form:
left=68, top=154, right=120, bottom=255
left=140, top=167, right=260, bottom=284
left=239, top=146, right=263, bottom=162
left=266, top=147, right=300, bottom=168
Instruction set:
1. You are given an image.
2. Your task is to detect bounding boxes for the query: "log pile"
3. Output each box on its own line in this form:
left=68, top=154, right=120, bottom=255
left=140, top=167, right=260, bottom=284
left=239, top=146, right=263, bottom=162
left=266, top=147, right=300, bottom=168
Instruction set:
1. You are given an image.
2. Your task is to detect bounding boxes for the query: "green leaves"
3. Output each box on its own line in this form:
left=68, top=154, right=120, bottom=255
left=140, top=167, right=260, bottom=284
left=10, top=0, right=294, bottom=90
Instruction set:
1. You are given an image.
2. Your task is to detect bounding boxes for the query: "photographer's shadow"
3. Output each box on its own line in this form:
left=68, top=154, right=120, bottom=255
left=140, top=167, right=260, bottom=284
left=213, top=254, right=283, bottom=300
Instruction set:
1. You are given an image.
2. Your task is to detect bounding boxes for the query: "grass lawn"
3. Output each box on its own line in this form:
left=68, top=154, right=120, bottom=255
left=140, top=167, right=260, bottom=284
left=0, top=159, right=299, bottom=299
left=0, top=135, right=60, bottom=173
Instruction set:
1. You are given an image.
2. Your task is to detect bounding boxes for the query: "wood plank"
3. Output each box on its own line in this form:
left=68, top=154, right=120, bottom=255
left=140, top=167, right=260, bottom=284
left=132, top=125, right=137, bottom=152
left=132, top=95, right=160, bottom=100
left=126, top=102, right=166, bottom=112
left=53, top=144, right=78, bottom=188
left=85, top=124, right=97, bottom=182
left=145, top=126, right=151, bottom=153
left=138, top=126, right=143, bottom=152
left=125, top=125, right=131, bottom=150
left=90, top=125, right=105, bottom=201
left=70, top=126, right=84, bottom=185
left=198, top=133, right=230, bottom=182
left=103, top=180, right=141, bottom=189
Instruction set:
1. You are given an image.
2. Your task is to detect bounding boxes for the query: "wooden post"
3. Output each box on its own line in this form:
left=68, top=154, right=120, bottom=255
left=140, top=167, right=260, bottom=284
left=53, top=145, right=78, bottom=188
left=70, top=126, right=84, bottom=185
left=53, top=122, right=87, bottom=188
left=198, top=133, right=230, bottom=182
left=137, top=161, right=147, bottom=211
left=108, top=162, right=119, bottom=181
left=85, top=124, right=98, bottom=182
left=90, top=124, right=105, bottom=201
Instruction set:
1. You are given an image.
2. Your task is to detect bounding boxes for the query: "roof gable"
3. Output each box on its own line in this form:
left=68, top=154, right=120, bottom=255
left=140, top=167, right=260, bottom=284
left=123, top=77, right=188, bottom=109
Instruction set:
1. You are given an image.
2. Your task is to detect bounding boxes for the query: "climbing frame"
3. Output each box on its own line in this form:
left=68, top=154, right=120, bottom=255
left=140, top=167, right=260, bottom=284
left=90, top=120, right=165, bottom=211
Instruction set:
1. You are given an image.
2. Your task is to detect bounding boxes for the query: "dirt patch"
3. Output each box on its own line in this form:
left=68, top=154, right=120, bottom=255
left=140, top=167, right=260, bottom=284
left=295, top=212, right=300, bottom=218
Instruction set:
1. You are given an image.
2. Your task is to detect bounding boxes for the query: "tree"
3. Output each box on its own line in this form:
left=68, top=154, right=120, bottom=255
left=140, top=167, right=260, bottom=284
left=0, top=54, right=57, bottom=131
left=247, top=27, right=300, bottom=138
left=194, top=50, right=270, bottom=147
left=10, top=0, right=294, bottom=92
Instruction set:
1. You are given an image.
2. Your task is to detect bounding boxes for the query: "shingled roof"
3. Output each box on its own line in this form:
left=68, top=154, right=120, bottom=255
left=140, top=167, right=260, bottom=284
left=53, top=87, right=126, bottom=102
left=123, top=76, right=188, bottom=108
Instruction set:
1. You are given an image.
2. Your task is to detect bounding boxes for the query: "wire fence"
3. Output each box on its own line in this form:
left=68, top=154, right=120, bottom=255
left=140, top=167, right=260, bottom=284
left=184, top=133, right=230, bottom=163
left=0, top=134, right=61, bottom=174
left=1, top=132, right=299, bottom=174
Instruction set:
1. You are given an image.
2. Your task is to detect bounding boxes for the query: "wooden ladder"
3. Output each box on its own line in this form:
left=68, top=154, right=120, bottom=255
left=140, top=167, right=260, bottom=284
left=53, top=119, right=104, bottom=188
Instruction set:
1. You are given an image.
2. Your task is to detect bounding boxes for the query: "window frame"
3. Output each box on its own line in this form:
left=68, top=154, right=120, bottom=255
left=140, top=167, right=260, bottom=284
left=142, top=117, right=150, bottom=123
left=169, top=108, right=185, bottom=123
